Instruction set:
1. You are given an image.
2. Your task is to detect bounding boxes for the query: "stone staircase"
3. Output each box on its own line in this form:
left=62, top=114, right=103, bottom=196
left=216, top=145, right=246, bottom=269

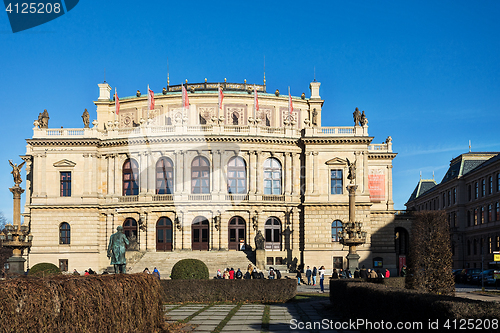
left=127, top=250, right=257, bottom=278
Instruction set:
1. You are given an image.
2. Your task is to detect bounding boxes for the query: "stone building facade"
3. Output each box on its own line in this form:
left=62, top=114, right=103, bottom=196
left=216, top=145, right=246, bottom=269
left=406, top=152, right=500, bottom=269
left=21, top=79, right=403, bottom=274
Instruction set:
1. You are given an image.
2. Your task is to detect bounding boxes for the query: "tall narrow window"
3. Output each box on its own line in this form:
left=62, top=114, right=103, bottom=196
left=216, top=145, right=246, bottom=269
left=497, top=173, right=500, bottom=192
left=442, top=193, right=446, bottom=208
left=468, top=185, right=471, bottom=201
left=59, top=222, right=70, bottom=244
left=156, top=157, right=174, bottom=194
left=482, top=179, right=486, bottom=197
left=263, top=158, right=282, bottom=195
left=123, top=159, right=139, bottom=196
left=453, top=188, right=456, bottom=204
left=488, top=204, right=492, bottom=223
left=447, top=191, right=451, bottom=206
left=489, top=176, right=493, bottom=195
left=331, top=220, right=342, bottom=242
left=227, top=157, right=247, bottom=194
left=474, top=208, right=478, bottom=225
left=331, top=170, right=343, bottom=195
left=481, top=206, right=485, bottom=224
left=475, top=182, right=478, bottom=199
left=496, top=202, right=500, bottom=221
left=191, top=156, right=210, bottom=194
left=60, top=172, right=71, bottom=197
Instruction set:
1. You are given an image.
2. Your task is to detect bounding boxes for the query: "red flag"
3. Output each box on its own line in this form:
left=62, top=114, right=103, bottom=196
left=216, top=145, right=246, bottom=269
left=254, top=86, right=259, bottom=112
left=182, top=84, right=189, bottom=109
left=288, top=88, right=293, bottom=115
left=115, top=88, right=120, bottom=115
left=148, top=86, right=155, bottom=110
left=218, top=86, right=224, bottom=110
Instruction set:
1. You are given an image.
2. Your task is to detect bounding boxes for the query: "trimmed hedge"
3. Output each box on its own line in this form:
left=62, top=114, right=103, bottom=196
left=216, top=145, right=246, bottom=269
left=170, top=258, right=209, bottom=280
left=161, top=279, right=296, bottom=303
left=0, top=274, right=167, bottom=332
left=28, top=262, right=61, bottom=277
left=329, top=279, right=500, bottom=326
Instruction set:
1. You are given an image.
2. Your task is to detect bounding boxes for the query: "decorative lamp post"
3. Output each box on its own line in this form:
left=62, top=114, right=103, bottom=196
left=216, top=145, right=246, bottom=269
left=338, top=158, right=367, bottom=273
left=1, top=160, right=33, bottom=275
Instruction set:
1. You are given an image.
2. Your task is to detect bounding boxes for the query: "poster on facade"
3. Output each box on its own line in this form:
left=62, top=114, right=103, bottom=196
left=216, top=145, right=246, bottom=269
left=368, top=169, right=385, bottom=202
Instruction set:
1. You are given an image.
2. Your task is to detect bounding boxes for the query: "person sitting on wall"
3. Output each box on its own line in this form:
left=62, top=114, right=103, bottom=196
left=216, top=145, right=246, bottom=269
left=235, top=268, right=243, bottom=279
left=332, top=269, right=339, bottom=279
left=354, top=268, right=360, bottom=279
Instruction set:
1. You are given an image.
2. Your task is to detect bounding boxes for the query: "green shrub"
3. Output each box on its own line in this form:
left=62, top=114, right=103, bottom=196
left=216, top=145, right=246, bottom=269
left=170, top=259, right=209, bottom=280
left=28, top=262, right=61, bottom=277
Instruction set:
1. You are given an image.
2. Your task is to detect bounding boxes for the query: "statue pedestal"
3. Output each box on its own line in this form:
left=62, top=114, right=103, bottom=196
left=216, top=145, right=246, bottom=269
left=346, top=253, right=360, bottom=274
left=7, top=256, right=26, bottom=275
left=255, top=249, right=266, bottom=270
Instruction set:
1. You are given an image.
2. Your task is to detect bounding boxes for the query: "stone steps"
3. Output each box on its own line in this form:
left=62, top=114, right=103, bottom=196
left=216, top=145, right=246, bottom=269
left=127, top=250, right=257, bottom=278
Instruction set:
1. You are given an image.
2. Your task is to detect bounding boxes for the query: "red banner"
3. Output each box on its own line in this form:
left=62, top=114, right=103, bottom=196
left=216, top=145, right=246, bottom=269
left=368, top=169, right=385, bottom=202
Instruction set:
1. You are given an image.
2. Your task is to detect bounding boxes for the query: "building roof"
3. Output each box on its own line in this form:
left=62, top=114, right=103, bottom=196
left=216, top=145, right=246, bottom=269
left=406, top=152, right=499, bottom=205
left=407, top=179, right=437, bottom=202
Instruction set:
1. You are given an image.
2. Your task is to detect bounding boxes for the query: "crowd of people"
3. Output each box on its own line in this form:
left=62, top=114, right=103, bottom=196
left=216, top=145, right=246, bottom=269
left=214, top=264, right=283, bottom=280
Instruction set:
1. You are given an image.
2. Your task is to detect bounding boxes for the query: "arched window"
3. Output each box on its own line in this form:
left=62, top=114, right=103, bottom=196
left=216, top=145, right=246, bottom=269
left=59, top=222, right=70, bottom=244
left=123, top=159, right=139, bottom=196
left=227, top=157, right=246, bottom=194
left=228, top=216, right=246, bottom=250
left=331, top=220, right=342, bottom=242
left=263, top=158, right=282, bottom=195
left=191, top=156, right=210, bottom=194
left=156, top=157, right=174, bottom=194
left=265, top=217, right=281, bottom=250
left=123, top=218, right=138, bottom=240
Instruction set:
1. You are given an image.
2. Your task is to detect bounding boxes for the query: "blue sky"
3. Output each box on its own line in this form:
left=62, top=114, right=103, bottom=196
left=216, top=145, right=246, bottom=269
left=1, top=1, right=499, bottom=222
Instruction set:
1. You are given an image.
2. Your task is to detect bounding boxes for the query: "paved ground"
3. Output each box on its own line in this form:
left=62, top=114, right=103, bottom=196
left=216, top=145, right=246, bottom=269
left=164, top=282, right=500, bottom=333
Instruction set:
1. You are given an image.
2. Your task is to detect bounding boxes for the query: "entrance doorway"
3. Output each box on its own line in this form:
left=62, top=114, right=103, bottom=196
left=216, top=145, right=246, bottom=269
left=156, top=217, right=173, bottom=251
left=228, top=216, right=246, bottom=250
left=192, top=216, right=209, bottom=251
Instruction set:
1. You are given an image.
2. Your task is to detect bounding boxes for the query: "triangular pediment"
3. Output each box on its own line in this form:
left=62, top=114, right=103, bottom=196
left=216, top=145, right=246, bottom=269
left=325, top=157, right=347, bottom=166
left=53, top=159, right=76, bottom=168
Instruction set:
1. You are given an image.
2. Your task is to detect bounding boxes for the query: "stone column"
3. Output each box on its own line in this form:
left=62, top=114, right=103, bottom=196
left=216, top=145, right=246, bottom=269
left=92, top=154, right=99, bottom=195
left=83, top=153, right=90, bottom=195
left=40, top=153, right=47, bottom=197
left=139, top=152, right=148, bottom=194
left=183, top=152, right=191, bottom=194
left=312, top=152, right=318, bottom=194
left=7, top=185, right=26, bottom=274
left=285, top=152, right=292, bottom=196
left=346, top=184, right=360, bottom=273
left=249, top=150, right=256, bottom=194
left=113, top=154, right=120, bottom=196
left=307, top=152, right=314, bottom=194
left=255, top=151, right=262, bottom=195
left=147, top=153, right=155, bottom=194
left=213, top=150, right=221, bottom=194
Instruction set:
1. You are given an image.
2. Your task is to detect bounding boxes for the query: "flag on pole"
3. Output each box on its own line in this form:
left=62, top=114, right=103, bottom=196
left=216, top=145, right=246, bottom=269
left=182, top=84, right=189, bottom=109
left=218, top=86, right=224, bottom=111
left=288, top=87, right=293, bottom=115
left=115, top=88, right=120, bottom=115
left=148, top=85, right=155, bottom=110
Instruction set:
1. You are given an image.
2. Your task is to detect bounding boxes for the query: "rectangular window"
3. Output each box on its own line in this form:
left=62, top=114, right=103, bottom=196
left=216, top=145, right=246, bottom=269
left=59, top=259, right=68, bottom=272
left=60, top=172, right=71, bottom=197
left=330, top=170, right=343, bottom=195
left=453, top=188, right=456, bottom=204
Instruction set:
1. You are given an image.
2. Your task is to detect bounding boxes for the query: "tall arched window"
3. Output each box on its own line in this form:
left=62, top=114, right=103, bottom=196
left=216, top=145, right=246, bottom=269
left=191, top=156, right=210, bottom=194
left=123, top=159, right=139, bottom=196
left=263, top=158, right=282, bottom=195
left=156, top=157, right=174, bottom=194
left=331, top=220, right=342, bottom=242
left=59, top=222, right=70, bottom=244
left=227, top=157, right=246, bottom=194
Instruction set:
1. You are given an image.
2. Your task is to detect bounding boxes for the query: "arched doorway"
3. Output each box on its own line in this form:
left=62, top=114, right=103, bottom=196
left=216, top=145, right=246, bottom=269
left=156, top=217, right=173, bottom=251
left=265, top=217, right=281, bottom=250
left=192, top=216, right=209, bottom=251
left=228, top=216, right=246, bottom=250
left=395, top=227, right=409, bottom=274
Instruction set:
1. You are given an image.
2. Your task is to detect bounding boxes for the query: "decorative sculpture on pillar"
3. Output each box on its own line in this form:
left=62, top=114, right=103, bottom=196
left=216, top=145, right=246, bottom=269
left=353, top=107, right=361, bottom=126
left=339, top=157, right=367, bottom=274
left=0, top=160, right=33, bottom=275
left=254, top=230, right=266, bottom=270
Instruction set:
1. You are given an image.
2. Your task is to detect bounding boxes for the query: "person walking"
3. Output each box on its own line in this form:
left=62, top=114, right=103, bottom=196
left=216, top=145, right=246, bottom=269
left=305, top=266, right=312, bottom=285
left=319, top=266, right=326, bottom=293
left=312, top=266, right=317, bottom=286
left=296, top=269, right=302, bottom=285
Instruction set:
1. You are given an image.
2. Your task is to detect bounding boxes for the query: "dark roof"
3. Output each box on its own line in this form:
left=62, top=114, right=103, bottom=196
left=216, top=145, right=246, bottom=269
left=440, top=152, right=499, bottom=184
left=407, top=179, right=437, bottom=203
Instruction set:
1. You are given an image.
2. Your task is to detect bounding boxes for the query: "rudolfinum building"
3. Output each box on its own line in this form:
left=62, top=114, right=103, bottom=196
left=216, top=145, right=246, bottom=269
left=21, top=78, right=408, bottom=275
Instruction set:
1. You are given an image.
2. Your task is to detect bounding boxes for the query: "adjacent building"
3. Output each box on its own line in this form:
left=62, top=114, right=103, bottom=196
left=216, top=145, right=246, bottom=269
left=21, top=78, right=405, bottom=274
left=406, top=152, right=500, bottom=269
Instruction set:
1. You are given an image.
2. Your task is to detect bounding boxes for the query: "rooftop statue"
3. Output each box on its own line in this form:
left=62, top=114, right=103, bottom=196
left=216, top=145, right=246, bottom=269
left=353, top=107, right=361, bottom=126
left=360, top=110, right=368, bottom=126
left=82, top=109, right=90, bottom=128
left=36, top=109, right=50, bottom=128
left=9, top=160, right=25, bottom=185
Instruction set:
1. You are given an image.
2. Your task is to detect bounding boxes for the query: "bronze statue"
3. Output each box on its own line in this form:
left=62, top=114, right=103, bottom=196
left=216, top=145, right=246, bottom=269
left=255, top=230, right=265, bottom=250
left=82, top=109, right=90, bottom=128
left=360, top=111, right=368, bottom=126
left=353, top=107, right=361, bottom=126
left=107, top=226, right=129, bottom=274
left=9, top=160, right=25, bottom=185
left=346, top=158, right=356, bottom=182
